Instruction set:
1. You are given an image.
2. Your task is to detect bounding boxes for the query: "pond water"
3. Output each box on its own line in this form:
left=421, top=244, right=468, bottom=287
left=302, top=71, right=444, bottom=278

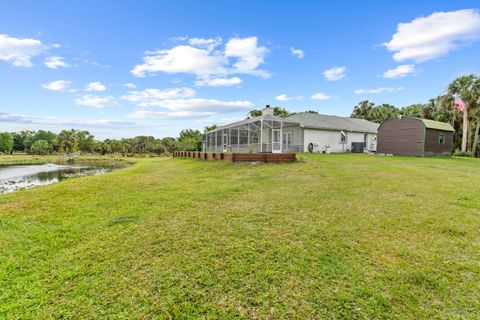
left=0, top=163, right=117, bottom=194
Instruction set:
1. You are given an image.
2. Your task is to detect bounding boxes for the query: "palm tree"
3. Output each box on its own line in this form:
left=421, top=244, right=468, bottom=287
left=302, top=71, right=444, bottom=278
left=369, top=103, right=399, bottom=123
left=351, top=100, right=375, bottom=120
left=448, top=75, right=479, bottom=152
left=470, top=84, right=480, bottom=155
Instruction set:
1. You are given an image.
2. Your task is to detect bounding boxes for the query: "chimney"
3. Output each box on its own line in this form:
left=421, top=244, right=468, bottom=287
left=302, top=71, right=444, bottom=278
left=262, top=105, right=274, bottom=116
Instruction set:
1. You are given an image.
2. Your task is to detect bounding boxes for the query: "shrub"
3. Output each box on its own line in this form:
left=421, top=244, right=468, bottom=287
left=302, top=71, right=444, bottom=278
left=453, top=150, right=473, bottom=157
left=30, top=140, right=52, bottom=155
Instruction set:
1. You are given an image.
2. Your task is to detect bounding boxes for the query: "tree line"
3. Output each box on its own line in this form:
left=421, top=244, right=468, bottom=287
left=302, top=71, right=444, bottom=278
left=351, top=74, right=480, bottom=156
left=0, top=128, right=204, bottom=155
left=2, top=74, right=478, bottom=156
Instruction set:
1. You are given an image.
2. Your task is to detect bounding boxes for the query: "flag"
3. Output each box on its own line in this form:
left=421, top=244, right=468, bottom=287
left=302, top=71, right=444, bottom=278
left=454, top=93, right=465, bottom=113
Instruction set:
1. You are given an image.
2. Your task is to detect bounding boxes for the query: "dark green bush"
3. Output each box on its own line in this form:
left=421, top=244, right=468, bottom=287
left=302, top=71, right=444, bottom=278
left=453, top=150, right=473, bottom=157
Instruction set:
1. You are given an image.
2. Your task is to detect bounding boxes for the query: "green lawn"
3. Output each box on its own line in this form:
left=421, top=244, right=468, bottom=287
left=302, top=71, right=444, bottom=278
left=1, top=154, right=479, bottom=319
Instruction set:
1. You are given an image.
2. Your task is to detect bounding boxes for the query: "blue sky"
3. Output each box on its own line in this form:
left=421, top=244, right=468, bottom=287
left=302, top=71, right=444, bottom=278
left=1, top=0, right=479, bottom=139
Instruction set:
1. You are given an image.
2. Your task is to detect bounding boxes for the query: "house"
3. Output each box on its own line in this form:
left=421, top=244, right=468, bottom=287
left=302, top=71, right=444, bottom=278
left=202, top=106, right=379, bottom=153
left=377, top=116, right=454, bottom=157
left=285, top=112, right=379, bottom=153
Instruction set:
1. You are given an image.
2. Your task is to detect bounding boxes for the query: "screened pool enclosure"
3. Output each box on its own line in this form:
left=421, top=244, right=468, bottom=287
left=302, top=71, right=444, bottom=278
left=202, top=108, right=303, bottom=153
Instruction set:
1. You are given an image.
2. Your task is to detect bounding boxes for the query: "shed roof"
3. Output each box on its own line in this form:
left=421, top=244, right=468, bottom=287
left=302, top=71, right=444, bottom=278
left=419, top=118, right=455, bottom=132
left=286, top=112, right=379, bottom=133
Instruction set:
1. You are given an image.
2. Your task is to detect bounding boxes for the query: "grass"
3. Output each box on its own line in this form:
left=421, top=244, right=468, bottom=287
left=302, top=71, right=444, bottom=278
left=1, top=154, right=479, bottom=319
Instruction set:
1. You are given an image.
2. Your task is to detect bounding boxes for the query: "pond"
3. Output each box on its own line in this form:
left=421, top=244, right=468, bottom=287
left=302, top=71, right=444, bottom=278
left=0, top=162, right=120, bottom=194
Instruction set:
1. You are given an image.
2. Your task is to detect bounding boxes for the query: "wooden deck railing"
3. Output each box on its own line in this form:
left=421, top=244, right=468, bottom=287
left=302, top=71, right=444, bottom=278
left=173, top=151, right=296, bottom=163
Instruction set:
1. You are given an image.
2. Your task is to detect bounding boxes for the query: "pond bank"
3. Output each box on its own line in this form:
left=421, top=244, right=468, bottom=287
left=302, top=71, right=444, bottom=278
left=0, top=157, right=132, bottom=194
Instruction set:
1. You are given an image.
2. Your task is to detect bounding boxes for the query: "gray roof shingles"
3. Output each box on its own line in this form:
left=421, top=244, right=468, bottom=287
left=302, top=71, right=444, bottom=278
left=286, top=113, right=379, bottom=133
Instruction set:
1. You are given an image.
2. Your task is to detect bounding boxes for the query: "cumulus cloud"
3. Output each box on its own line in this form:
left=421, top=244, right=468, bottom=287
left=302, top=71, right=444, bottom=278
left=130, top=110, right=217, bottom=120
left=310, top=92, right=331, bottom=100
left=132, top=36, right=269, bottom=79
left=195, top=77, right=242, bottom=87
left=41, top=80, right=71, bottom=91
left=75, top=95, right=120, bottom=108
left=122, top=86, right=251, bottom=119
left=0, top=111, right=132, bottom=127
left=383, top=64, right=416, bottom=78
left=44, top=56, right=70, bottom=69
left=290, top=47, right=304, bottom=59
left=275, top=94, right=303, bottom=101
left=275, top=94, right=293, bottom=101
left=384, top=9, right=480, bottom=62
left=132, top=98, right=251, bottom=113
left=124, top=83, right=136, bottom=89
left=85, top=82, right=107, bottom=92
left=225, top=37, right=269, bottom=77
left=323, top=66, right=346, bottom=81
left=0, top=34, right=45, bottom=67
left=122, top=88, right=196, bottom=105
left=129, top=97, right=252, bottom=119
left=132, top=45, right=227, bottom=77
left=354, top=87, right=404, bottom=94
left=188, top=37, right=222, bottom=49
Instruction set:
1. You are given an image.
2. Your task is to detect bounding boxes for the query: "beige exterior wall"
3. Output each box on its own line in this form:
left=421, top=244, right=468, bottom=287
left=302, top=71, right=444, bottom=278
left=303, top=128, right=377, bottom=153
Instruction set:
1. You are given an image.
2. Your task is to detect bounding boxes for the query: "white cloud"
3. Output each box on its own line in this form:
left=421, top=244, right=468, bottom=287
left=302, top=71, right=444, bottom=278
left=85, top=82, right=107, bottom=92
left=0, top=34, right=45, bottom=67
left=275, top=94, right=293, bottom=101
left=354, top=87, right=404, bottom=94
left=290, top=47, right=304, bottom=59
left=132, top=98, right=251, bottom=113
left=195, top=77, right=242, bottom=87
left=310, top=92, right=331, bottom=100
left=384, top=9, right=480, bottom=62
left=132, top=45, right=227, bottom=77
left=75, top=95, right=120, bottom=108
left=132, top=36, right=269, bottom=79
left=225, top=36, right=269, bottom=77
left=129, top=98, right=252, bottom=119
left=41, top=80, right=71, bottom=91
left=130, top=110, right=217, bottom=120
left=323, top=66, right=346, bottom=81
left=383, top=64, right=416, bottom=78
left=44, top=56, right=70, bottom=69
left=188, top=37, right=222, bottom=49
left=124, top=83, right=136, bottom=89
left=0, top=112, right=132, bottom=127
left=122, top=86, right=250, bottom=119
left=122, top=88, right=196, bottom=105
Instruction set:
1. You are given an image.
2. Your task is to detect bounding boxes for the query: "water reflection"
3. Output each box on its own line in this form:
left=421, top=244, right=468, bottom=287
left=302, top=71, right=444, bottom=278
left=0, top=163, right=114, bottom=194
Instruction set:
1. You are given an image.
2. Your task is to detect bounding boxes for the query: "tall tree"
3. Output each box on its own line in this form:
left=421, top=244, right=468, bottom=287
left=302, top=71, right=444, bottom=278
left=204, top=124, right=218, bottom=133
left=30, top=140, right=52, bottom=155
left=351, top=100, right=375, bottom=120
left=178, top=129, right=202, bottom=151
left=369, top=104, right=399, bottom=123
left=160, top=137, right=177, bottom=153
left=399, top=104, right=425, bottom=118
left=448, top=74, right=479, bottom=152
left=0, top=132, right=14, bottom=153
left=247, top=106, right=291, bottom=119
left=55, top=129, right=79, bottom=154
